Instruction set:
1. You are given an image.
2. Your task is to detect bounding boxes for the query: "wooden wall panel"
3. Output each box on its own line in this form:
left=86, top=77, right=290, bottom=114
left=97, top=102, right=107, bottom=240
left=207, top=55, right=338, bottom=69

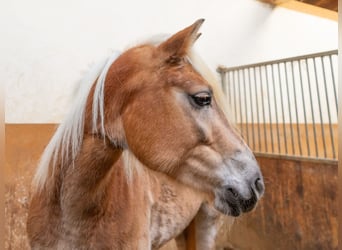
left=216, top=155, right=338, bottom=250
left=5, top=124, right=57, bottom=249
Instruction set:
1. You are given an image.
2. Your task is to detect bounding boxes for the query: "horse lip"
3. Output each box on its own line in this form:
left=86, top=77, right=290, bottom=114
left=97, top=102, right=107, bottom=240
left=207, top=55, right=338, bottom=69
left=227, top=201, right=242, bottom=217
left=218, top=188, right=258, bottom=216
left=239, top=188, right=258, bottom=213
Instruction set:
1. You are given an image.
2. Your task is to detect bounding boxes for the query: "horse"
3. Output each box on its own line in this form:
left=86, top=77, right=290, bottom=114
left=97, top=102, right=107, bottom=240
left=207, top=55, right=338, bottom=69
left=27, top=19, right=264, bottom=250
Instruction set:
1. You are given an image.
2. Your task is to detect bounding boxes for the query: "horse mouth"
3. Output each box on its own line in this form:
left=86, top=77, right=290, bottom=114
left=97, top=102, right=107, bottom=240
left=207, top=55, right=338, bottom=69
left=214, top=188, right=259, bottom=217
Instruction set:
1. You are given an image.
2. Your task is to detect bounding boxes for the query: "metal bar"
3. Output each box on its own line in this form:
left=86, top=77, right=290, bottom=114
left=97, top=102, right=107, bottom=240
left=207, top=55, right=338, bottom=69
left=321, top=57, right=335, bottom=158
left=254, top=67, right=262, bottom=152
left=228, top=72, right=233, bottom=107
left=277, top=63, right=288, bottom=154
left=248, top=68, right=256, bottom=150
left=219, top=72, right=225, bottom=91
left=221, top=71, right=229, bottom=106
left=313, top=58, right=327, bottom=158
left=232, top=70, right=238, bottom=124
left=237, top=70, right=244, bottom=134
left=265, top=65, right=275, bottom=153
left=329, top=55, right=338, bottom=115
left=291, top=61, right=303, bottom=156
left=242, top=69, right=250, bottom=145
left=305, top=58, right=319, bottom=157
left=284, top=62, right=295, bottom=155
left=217, top=50, right=338, bottom=73
left=259, top=66, right=268, bottom=152
left=271, top=64, right=281, bottom=153
left=298, top=60, right=310, bottom=156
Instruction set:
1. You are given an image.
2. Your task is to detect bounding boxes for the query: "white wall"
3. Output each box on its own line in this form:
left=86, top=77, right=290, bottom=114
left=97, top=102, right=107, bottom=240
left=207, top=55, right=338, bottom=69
left=2, top=0, right=337, bottom=123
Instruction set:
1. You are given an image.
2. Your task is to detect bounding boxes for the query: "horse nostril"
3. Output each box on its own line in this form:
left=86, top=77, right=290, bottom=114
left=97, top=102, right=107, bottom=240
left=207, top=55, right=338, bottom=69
left=254, top=178, right=265, bottom=194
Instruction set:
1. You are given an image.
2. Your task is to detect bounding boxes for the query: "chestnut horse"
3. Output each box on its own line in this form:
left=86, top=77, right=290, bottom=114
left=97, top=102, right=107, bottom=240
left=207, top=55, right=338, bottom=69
left=27, top=19, right=264, bottom=249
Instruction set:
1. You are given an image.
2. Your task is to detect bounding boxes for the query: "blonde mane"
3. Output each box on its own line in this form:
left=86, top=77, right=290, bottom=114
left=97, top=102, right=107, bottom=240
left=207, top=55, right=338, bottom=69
left=33, top=52, right=120, bottom=189
left=33, top=40, right=231, bottom=190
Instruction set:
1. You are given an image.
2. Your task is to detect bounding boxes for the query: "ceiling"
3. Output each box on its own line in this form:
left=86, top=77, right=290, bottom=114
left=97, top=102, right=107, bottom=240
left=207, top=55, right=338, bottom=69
left=259, top=0, right=338, bottom=11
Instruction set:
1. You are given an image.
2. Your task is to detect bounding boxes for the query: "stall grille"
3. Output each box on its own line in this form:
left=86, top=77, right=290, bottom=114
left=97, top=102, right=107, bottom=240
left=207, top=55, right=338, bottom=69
left=217, top=50, right=338, bottom=160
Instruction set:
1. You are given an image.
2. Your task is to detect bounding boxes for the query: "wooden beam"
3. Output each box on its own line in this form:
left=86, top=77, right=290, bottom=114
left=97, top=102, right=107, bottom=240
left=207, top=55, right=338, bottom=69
left=279, top=0, right=338, bottom=21
left=258, top=0, right=292, bottom=5
left=258, top=0, right=338, bottom=11
left=259, top=0, right=291, bottom=5
left=257, top=0, right=337, bottom=21
left=299, top=0, right=338, bottom=11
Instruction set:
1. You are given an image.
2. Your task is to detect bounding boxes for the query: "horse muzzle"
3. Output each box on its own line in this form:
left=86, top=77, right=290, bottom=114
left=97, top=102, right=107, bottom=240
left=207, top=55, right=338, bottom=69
left=221, top=176, right=264, bottom=216
left=214, top=157, right=265, bottom=217
left=214, top=176, right=264, bottom=217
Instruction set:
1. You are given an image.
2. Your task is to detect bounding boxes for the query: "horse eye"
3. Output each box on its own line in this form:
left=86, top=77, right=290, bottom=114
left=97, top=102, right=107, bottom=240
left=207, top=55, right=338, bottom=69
left=190, top=92, right=212, bottom=107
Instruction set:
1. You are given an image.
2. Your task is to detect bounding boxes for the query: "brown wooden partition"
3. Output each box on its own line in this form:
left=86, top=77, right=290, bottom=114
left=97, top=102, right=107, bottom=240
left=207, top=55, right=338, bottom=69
left=215, top=154, right=338, bottom=250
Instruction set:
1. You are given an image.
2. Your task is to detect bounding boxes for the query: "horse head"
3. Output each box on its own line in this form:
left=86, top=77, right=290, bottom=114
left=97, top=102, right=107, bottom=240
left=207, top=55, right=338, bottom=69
left=88, top=19, right=264, bottom=217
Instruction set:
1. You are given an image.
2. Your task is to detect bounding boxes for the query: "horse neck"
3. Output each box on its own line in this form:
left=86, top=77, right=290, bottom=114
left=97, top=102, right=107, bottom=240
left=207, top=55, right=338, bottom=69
left=59, top=135, right=122, bottom=218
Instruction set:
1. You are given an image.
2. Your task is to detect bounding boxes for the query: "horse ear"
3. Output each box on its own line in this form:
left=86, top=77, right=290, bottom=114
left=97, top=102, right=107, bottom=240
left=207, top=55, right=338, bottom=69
left=158, top=19, right=204, bottom=61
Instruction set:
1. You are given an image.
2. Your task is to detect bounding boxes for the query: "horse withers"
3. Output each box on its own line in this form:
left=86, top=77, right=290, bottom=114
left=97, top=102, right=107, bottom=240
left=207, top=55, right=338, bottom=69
left=27, top=19, right=264, bottom=249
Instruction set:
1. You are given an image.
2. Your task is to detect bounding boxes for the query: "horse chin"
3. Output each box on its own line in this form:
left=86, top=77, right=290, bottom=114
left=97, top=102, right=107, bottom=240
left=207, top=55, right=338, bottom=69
left=213, top=186, right=259, bottom=217
left=213, top=198, right=242, bottom=217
